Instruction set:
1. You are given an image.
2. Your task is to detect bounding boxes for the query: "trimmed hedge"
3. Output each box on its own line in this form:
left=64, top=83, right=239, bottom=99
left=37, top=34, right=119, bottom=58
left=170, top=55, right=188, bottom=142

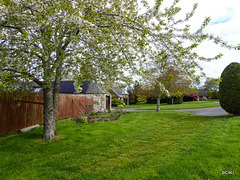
left=219, top=62, right=240, bottom=115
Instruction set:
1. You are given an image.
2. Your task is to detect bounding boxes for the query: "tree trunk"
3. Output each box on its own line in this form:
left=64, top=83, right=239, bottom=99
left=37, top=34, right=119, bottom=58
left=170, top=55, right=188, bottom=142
left=53, top=50, right=63, bottom=135
left=53, top=78, right=61, bottom=136
left=43, top=88, right=55, bottom=140
left=52, top=92, right=59, bottom=136
left=156, top=94, right=161, bottom=112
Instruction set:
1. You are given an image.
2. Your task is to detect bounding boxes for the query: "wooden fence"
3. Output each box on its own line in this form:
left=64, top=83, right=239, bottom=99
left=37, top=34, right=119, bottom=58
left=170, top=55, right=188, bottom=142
left=0, top=92, right=93, bottom=134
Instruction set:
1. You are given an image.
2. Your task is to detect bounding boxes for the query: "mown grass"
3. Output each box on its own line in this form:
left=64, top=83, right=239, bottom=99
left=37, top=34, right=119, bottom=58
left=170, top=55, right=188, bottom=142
left=0, top=111, right=239, bottom=179
left=116, top=99, right=220, bottom=110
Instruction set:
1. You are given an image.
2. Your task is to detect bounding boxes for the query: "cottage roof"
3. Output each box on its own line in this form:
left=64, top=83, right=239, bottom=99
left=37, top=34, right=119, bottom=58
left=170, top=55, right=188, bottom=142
left=57, top=81, right=76, bottom=93
left=9, top=80, right=105, bottom=94
left=56, top=81, right=105, bottom=94
left=81, top=81, right=105, bottom=94
left=114, top=87, right=129, bottom=96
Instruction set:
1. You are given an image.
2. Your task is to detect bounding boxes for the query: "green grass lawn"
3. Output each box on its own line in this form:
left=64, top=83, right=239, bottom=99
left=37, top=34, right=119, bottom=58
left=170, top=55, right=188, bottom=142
left=116, top=99, right=220, bottom=110
left=1, top=111, right=239, bottom=179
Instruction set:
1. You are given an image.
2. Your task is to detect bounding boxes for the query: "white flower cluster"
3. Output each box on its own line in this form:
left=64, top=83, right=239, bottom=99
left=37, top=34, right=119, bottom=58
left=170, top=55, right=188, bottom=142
left=158, top=82, right=170, bottom=97
left=0, top=30, right=8, bottom=38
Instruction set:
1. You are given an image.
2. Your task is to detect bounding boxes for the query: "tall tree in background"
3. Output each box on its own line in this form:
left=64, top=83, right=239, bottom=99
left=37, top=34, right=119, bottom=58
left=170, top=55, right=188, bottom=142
left=128, top=82, right=147, bottom=105
left=138, top=0, right=234, bottom=111
left=160, top=66, right=193, bottom=95
left=202, top=77, right=219, bottom=91
left=159, top=66, right=193, bottom=105
left=144, top=66, right=193, bottom=111
left=0, top=0, right=235, bottom=139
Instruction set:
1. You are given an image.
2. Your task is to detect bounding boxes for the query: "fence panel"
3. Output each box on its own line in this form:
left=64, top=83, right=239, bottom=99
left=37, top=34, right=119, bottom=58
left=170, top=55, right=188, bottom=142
left=0, top=92, right=43, bottom=134
left=0, top=92, right=93, bottom=134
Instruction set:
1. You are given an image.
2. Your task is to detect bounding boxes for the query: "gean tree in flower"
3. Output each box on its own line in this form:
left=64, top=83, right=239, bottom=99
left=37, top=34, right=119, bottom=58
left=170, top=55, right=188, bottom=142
left=0, top=0, right=235, bottom=140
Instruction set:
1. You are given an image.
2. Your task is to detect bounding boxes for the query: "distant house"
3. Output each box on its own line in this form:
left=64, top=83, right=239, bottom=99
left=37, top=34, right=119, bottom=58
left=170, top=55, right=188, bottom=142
left=31, top=81, right=111, bottom=112
left=198, top=91, right=208, bottom=100
left=111, top=87, right=129, bottom=105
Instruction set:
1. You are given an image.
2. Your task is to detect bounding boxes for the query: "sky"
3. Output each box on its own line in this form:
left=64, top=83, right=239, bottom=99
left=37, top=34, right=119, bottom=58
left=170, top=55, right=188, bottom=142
left=149, top=0, right=240, bottom=79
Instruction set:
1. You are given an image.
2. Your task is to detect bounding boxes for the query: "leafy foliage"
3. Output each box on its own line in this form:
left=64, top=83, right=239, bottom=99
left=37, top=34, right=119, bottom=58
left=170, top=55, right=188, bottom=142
left=158, top=66, right=194, bottom=96
left=0, top=0, right=144, bottom=88
left=77, top=117, right=88, bottom=124
left=183, top=92, right=199, bottom=101
left=90, top=111, right=97, bottom=116
left=127, top=88, right=135, bottom=105
left=167, top=91, right=183, bottom=104
left=128, top=83, right=149, bottom=104
left=136, top=95, right=147, bottom=104
left=111, top=99, right=125, bottom=107
left=219, top=62, right=240, bottom=115
left=202, top=78, right=219, bottom=91
left=210, top=91, right=219, bottom=99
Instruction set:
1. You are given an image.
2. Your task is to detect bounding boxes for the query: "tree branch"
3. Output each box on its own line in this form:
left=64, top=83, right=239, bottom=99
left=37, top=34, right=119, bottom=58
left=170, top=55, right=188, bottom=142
left=1, top=24, right=25, bottom=34
left=0, top=68, right=44, bottom=87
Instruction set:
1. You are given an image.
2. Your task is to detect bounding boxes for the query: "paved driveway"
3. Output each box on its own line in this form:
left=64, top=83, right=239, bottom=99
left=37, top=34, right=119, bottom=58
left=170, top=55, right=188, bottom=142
left=114, top=107, right=229, bottom=117
left=180, top=107, right=229, bottom=116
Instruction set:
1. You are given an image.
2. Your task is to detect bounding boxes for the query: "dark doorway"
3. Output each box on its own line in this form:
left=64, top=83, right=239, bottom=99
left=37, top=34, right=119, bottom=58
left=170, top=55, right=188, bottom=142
left=106, top=96, right=111, bottom=110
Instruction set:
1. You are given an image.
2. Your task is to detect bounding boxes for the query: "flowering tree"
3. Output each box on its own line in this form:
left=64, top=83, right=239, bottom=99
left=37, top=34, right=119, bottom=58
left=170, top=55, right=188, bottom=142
left=137, top=0, right=235, bottom=111
left=0, top=0, right=148, bottom=140
left=202, top=77, right=219, bottom=91
left=0, top=0, right=235, bottom=139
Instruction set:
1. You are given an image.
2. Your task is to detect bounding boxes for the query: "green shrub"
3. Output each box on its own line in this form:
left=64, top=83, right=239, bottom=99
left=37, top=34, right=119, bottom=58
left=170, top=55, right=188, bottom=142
left=78, top=117, right=88, bottom=123
left=219, top=62, right=240, bottom=115
left=210, top=91, right=219, bottom=99
left=167, top=92, right=183, bottom=104
left=110, top=113, right=116, bottom=117
left=89, top=119, right=97, bottom=123
left=136, top=95, right=147, bottom=104
left=160, top=95, right=169, bottom=103
left=108, top=106, right=111, bottom=113
left=90, top=111, right=97, bottom=116
left=112, top=99, right=125, bottom=107
left=207, top=91, right=211, bottom=98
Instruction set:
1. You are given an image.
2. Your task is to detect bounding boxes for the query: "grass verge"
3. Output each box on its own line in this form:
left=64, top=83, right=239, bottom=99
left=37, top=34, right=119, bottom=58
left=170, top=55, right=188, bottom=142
left=115, top=100, right=220, bottom=110
left=0, top=111, right=239, bottom=179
